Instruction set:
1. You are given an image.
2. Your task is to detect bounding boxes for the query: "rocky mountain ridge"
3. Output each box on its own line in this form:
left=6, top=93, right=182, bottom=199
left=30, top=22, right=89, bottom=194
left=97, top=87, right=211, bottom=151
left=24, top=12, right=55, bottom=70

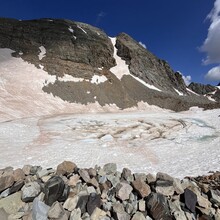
left=0, top=17, right=219, bottom=112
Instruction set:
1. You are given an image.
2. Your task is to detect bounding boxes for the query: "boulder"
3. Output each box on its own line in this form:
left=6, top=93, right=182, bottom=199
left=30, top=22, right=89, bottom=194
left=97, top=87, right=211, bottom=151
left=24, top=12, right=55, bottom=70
left=146, top=192, right=173, bottom=220
left=182, top=188, right=197, bottom=214
left=0, top=208, right=9, bottom=220
left=155, top=180, right=175, bottom=196
left=121, top=168, right=134, bottom=182
left=106, top=175, right=120, bottom=187
left=9, top=180, right=24, bottom=194
left=76, top=195, right=89, bottom=213
left=87, top=193, right=102, bottom=215
left=156, top=172, right=174, bottom=182
left=56, top=161, right=77, bottom=176
left=132, top=178, right=151, bottom=198
left=13, top=168, right=25, bottom=182
left=68, top=174, right=81, bottom=187
left=168, top=199, right=188, bottom=220
left=63, top=195, right=79, bottom=211
left=90, top=207, right=107, bottom=220
left=116, top=182, right=133, bottom=201
left=138, top=199, right=146, bottom=212
left=208, top=189, right=220, bottom=207
left=44, top=176, right=66, bottom=206
left=37, top=168, right=55, bottom=179
left=48, top=201, right=67, bottom=219
left=103, top=163, right=117, bottom=175
left=146, top=173, right=156, bottom=184
left=21, top=182, right=41, bottom=202
left=0, top=167, right=14, bottom=177
left=78, top=169, right=91, bottom=183
left=32, top=198, right=50, bottom=220
left=22, top=165, right=32, bottom=176
left=87, top=177, right=99, bottom=189
left=131, top=212, right=145, bottom=220
left=70, top=208, right=82, bottom=220
left=0, top=175, right=14, bottom=192
left=0, top=192, right=24, bottom=214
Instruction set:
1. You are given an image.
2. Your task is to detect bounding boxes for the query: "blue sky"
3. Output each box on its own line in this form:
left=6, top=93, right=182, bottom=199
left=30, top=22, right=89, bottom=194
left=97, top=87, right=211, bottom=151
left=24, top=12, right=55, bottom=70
left=1, top=0, right=220, bottom=85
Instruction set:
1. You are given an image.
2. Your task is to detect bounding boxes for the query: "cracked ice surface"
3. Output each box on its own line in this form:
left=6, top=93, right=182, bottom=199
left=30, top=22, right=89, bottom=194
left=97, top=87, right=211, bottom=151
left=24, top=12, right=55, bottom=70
left=0, top=108, right=219, bottom=179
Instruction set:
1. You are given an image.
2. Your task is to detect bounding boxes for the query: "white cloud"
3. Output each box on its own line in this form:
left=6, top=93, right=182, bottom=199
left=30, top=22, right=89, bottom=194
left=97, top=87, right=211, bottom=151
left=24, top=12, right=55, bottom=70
left=95, top=11, right=106, bottom=26
left=182, top=75, right=192, bottom=86
left=205, top=65, right=220, bottom=81
left=139, top=41, right=147, bottom=49
left=177, top=71, right=192, bottom=86
left=201, top=0, right=220, bottom=64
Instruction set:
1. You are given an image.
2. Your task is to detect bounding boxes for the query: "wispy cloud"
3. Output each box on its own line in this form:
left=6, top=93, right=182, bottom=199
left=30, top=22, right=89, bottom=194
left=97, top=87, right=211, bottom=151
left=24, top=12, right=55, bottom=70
left=182, top=75, right=192, bottom=86
left=201, top=0, right=220, bottom=81
left=178, top=71, right=192, bottom=86
left=205, top=65, right=220, bottom=81
left=95, top=11, right=106, bottom=26
left=139, top=41, right=147, bottom=49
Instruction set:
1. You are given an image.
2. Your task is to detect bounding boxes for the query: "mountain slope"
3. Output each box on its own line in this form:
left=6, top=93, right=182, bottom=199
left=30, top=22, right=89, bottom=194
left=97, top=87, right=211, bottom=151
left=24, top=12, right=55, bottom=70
left=0, top=17, right=219, bottom=120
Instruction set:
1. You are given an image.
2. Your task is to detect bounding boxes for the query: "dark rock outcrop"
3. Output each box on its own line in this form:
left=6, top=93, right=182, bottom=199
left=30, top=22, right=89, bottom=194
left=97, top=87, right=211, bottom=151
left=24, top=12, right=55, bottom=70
left=116, top=33, right=187, bottom=94
left=188, top=82, right=220, bottom=103
left=188, top=83, right=216, bottom=95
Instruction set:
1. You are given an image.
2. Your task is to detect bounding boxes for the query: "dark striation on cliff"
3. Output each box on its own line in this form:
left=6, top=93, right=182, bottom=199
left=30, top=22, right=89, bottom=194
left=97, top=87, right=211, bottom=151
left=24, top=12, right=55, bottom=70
left=0, top=17, right=219, bottom=111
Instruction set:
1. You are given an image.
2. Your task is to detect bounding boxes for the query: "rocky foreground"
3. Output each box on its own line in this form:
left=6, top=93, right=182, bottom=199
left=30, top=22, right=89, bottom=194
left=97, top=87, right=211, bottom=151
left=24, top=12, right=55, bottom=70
left=0, top=161, right=220, bottom=220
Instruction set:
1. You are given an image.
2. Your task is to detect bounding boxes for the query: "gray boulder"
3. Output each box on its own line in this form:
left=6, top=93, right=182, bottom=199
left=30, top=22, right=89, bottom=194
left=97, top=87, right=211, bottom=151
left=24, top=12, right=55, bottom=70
left=21, top=182, right=41, bottom=202
left=32, top=198, right=50, bottom=220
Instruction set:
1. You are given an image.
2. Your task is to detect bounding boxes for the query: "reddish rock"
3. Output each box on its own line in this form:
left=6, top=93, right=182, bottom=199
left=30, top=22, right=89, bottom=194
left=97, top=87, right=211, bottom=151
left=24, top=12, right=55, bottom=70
left=56, top=161, right=77, bottom=176
left=13, top=168, right=25, bottom=182
left=0, top=175, right=14, bottom=192
left=78, top=169, right=90, bottom=183
left=88, top=177, right=99, bottom=188
left=116, top=182, right=133, bottom=201
left=132, top=178, right=151, bottom=198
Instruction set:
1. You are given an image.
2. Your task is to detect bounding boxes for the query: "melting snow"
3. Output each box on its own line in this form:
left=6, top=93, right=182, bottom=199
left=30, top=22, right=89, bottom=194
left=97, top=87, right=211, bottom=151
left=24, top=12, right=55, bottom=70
left=174, top=88, right=184, bottom=96
left=77, top=25, right=87, bottom=34
left=110, top=37, right=130, bottom=80
left=68, top=27, right=74, bottom=33
left=91, top=75, right=108, bottom=84
left=58, top=75, right=84, bottom=83
left=129, top=74, right=162, bottom=92
left=0, top=108, right=219, bottom=179
left=38, top=46, right=46, bottom=60
left=186, top=88, right=200, bottom=96
left=68, top=27, right=77, bottom=39
left=204, top=95, right=216, bottom=102
left=110, top=37, right=161, bottom=92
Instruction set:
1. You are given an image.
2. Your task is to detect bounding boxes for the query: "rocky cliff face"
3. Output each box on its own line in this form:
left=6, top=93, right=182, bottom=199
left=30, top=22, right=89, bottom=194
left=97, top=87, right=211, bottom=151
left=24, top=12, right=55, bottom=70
left=116, top=33, right=187, bottom=94
left=0, top=17, right=219, bottom=112
left=188, top=82, right=220, bottom=103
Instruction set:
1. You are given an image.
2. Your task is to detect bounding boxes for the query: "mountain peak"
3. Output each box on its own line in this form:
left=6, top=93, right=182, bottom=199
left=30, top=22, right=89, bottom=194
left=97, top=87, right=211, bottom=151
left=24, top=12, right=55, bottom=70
left=0, top=17, right=219, bottom=119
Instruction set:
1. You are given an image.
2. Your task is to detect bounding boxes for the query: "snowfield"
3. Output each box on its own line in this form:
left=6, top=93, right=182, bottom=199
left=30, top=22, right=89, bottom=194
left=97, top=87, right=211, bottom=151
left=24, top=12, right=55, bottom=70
left=0, top=48, right=220, bottom=179
left=0, top=108, right=219, bottom=179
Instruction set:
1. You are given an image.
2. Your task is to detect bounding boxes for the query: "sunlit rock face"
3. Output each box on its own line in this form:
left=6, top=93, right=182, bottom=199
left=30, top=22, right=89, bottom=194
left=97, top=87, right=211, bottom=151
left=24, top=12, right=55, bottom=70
left=0, top=17, right=219, bottom=112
